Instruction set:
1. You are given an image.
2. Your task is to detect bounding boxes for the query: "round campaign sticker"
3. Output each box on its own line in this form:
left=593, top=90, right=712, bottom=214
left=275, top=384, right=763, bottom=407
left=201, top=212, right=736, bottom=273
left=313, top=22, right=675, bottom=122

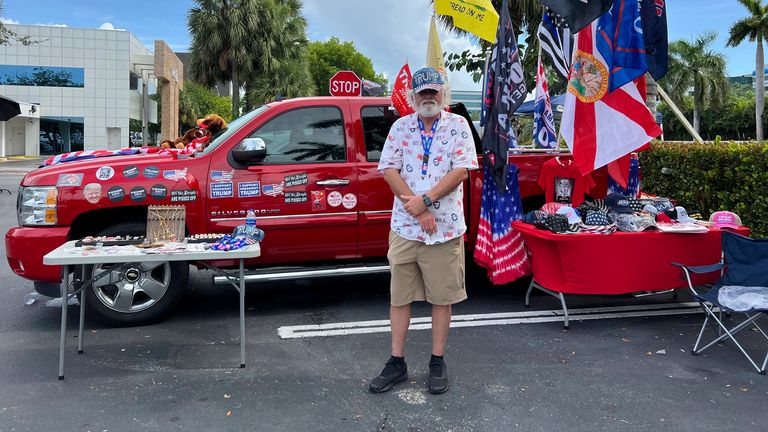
left=107, top=185, right=125, bottom=202
left=143, top=166, right=160, bottom=179
left=150, top=184, right=168, bottom=200
left=342, top=193, right=357, bottom=209
left=327, top=191, right=343, bottom=207
left=123, top=165, right=140, bottom=179
left=95, top=166, right=114, bottom=180
left=130, top=186, right=147, bottom=202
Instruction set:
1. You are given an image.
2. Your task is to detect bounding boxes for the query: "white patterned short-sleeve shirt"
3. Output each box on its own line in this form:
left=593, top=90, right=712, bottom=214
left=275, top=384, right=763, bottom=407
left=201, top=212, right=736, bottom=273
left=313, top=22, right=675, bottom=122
left=377, top=111, right=479, bottom=245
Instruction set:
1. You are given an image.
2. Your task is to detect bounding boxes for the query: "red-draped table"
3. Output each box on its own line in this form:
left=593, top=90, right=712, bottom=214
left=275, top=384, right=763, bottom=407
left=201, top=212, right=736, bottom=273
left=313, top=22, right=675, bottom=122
left=513, top=221, right=751, bottom=328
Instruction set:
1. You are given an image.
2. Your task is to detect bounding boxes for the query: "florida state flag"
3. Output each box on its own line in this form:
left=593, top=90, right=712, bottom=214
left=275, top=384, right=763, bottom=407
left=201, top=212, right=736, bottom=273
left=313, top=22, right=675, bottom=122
left=391, top=62, right=414, bottom=116
left=560, top=22, right=661, bottom=175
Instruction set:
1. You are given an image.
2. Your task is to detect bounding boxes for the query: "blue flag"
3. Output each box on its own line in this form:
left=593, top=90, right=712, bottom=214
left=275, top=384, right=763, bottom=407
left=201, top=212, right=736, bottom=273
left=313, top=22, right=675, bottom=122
left=596, top=0, right=648, bottom=92
left=481, top=0, right=526, bottom=191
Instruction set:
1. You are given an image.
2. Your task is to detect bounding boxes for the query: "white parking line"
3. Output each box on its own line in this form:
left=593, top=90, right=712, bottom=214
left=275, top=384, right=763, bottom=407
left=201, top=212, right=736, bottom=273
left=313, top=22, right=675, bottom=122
left=277, top=302, right=703, bottom=339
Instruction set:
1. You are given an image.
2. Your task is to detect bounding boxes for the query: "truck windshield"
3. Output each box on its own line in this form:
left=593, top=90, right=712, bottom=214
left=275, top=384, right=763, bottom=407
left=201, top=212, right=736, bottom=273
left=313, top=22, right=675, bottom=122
left=200, top=105, right=271, bottom=155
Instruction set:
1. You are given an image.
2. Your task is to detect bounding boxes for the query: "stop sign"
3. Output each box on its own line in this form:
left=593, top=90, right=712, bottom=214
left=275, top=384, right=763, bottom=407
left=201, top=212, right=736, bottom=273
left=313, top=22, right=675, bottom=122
left=329, top=70, right=362, bottom=97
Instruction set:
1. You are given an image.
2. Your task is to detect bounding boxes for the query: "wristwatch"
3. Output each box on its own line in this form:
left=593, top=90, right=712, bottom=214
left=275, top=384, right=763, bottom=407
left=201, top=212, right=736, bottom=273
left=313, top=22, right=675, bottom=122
left=421, top=193, right=433, bottom=207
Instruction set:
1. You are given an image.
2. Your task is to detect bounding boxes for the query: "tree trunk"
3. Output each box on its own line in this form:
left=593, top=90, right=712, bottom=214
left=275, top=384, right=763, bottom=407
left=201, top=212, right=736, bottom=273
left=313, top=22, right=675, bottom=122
left=756, top=34, right=764, bottom=141
left=645, top=73, right=658, bottom=113
left=231, top=62, right=240, bottom=119
left=693, top=105, right=700, bottom=135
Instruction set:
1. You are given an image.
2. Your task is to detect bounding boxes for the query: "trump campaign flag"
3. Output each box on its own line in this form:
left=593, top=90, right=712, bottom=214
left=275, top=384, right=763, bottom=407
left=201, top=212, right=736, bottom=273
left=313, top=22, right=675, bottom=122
left=480, top=0, right=526, bottom=191
left=391, top=62, right=414, bottom=116
left=640, top=0, right=669, bottom=80
left=533, top=54, right=558, bottom=149
left=540, top=0, right=612, bottom=33
left=560, top=21, right=661, bottom=175
left=596, top=0, right=648, bottom=92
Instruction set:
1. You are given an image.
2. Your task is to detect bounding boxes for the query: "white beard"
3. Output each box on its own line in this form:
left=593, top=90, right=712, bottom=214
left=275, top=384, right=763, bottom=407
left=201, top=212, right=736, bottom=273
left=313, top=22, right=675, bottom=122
left=417, top=101, right=440, bottom=117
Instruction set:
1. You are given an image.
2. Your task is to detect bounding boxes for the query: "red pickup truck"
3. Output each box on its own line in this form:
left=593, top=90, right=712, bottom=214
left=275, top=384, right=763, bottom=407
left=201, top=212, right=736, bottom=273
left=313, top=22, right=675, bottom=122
left=6, top=96, right=561, bottom=326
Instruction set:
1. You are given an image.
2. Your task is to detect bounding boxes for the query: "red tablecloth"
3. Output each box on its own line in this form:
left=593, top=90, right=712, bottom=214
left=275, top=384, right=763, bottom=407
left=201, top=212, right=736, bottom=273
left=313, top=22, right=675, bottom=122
left=513, top=221, right=751, bottom=295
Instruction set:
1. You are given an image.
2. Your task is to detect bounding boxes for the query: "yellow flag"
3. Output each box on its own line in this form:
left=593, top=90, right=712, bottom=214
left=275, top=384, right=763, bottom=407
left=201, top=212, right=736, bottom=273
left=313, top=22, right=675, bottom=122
left=426, top=17, right=446, bottom=77
left=434, top=0, right=499, bottom=43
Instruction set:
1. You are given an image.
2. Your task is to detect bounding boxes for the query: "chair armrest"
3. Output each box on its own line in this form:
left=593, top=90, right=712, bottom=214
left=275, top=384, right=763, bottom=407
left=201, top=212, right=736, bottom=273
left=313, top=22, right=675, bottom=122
left=670, top=262, right=724, bottom=274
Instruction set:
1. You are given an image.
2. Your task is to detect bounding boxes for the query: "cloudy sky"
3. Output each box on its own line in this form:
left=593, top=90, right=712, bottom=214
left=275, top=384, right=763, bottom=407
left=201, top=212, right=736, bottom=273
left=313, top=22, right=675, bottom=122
left=0, top=0, right=758, bottom=91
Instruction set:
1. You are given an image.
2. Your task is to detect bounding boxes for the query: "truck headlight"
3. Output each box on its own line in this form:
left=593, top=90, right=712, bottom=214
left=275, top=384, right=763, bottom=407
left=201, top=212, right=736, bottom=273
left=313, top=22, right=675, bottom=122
left=18, top=186, right=58, bottom=226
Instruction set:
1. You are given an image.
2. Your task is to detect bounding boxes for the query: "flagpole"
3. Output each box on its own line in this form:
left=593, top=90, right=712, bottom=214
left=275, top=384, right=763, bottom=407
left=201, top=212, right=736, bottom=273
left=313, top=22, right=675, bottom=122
left=656, top=85, right=704, bottom=143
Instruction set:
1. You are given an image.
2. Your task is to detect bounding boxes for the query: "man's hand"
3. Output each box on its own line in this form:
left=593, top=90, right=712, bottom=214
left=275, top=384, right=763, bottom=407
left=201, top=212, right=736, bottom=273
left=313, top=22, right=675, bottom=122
left=400, top=194, right=428, bottom=217
left=417, top=211, right=438, bottom=235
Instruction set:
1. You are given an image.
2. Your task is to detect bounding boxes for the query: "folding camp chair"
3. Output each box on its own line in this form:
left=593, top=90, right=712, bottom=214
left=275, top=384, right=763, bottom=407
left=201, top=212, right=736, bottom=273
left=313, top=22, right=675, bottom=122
left=672, top=231, right=768, bottom=374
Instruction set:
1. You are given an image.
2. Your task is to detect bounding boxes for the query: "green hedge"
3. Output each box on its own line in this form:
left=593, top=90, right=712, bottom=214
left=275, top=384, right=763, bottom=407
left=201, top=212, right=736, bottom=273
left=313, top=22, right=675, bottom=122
left=640, top=141, right=768, bottom=238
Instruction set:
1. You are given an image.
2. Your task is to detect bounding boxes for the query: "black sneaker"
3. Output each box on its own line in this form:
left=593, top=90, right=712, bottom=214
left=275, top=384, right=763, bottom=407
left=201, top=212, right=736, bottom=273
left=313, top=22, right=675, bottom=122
left=369, top=358, right=408, bottom=393
left=428, top=359, right=449, bottom=394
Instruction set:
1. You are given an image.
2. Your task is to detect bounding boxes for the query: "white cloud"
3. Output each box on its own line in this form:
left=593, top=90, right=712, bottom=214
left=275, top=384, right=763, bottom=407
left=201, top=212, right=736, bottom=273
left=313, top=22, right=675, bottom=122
left=302, top=0, right=483, bottom=91
left=99, top=22, right=125, bottom=31
left=34, top=23, right=68, bottom=27
left=0, top=17, right=19, bottom=25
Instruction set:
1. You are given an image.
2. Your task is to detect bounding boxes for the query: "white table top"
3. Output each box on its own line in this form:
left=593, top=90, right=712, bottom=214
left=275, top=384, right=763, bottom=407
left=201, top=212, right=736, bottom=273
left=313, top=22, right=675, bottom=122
left=43, top=240, right=261, bottom=265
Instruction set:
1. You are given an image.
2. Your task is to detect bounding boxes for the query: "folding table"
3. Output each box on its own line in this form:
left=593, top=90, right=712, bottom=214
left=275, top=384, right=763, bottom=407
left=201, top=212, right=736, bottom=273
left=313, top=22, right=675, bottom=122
left=43, top=241, right=261, bottom=379
left=513, top=221, right=750, bottom=328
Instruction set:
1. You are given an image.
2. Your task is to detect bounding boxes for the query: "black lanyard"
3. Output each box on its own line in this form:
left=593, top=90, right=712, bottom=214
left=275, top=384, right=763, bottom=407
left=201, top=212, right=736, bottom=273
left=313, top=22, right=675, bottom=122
left=417, top=118, right=439, bottom=175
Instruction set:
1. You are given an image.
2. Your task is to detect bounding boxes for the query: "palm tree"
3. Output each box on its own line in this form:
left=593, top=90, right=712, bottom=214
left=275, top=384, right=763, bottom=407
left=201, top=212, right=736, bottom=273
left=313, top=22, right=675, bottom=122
left=242, top=0, right=313, bottom=108
left=188, top=0, right=260, bottom=119
left=662, top=32, right=729, bottom=134
left=727, top=0, right=768, bottom=141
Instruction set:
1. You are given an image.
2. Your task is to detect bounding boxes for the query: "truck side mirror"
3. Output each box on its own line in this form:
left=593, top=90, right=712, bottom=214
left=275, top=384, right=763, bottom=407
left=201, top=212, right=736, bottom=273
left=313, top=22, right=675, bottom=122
left=232, top=137, right=267, bottom=165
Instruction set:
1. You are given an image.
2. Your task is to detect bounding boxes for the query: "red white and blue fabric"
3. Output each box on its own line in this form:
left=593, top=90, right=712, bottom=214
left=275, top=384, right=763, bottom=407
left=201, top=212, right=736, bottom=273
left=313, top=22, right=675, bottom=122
left=596, top=0, right=648, bottom=92
left=533, top=56, right=558, bottom=149
left=43, top=147, right=161, bottom=166
left=608, top=154, right=640, bottom=197
left=560, top=22, right=661, bottom=175
left=474, top=161, right=531, bottom=284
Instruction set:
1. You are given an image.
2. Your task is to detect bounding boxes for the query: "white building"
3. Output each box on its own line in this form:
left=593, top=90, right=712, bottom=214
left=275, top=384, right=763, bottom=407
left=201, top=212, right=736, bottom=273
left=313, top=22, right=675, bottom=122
left=0, top=24, right=159, bottom=157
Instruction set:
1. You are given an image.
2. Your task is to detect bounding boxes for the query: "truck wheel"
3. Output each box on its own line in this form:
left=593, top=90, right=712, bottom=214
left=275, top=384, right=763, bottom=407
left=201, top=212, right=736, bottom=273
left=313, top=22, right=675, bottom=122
left=81, top=221, right=188, bottom=327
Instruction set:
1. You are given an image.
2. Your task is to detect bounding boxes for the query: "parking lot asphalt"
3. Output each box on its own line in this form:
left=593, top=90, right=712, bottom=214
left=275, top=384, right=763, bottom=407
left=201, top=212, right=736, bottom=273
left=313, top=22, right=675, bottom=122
left=1, top=161, right=767, bottom=432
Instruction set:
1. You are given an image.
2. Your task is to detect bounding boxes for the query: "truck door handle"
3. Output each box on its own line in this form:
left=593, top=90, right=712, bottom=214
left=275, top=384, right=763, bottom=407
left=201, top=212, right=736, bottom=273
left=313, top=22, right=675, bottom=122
left=316, top=179, right=350, bottom=186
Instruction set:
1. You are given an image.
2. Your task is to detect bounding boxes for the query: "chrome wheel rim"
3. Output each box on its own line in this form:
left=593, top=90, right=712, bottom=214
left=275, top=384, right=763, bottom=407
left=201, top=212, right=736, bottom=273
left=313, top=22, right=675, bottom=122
left=91, top=261, right=172, bottom=313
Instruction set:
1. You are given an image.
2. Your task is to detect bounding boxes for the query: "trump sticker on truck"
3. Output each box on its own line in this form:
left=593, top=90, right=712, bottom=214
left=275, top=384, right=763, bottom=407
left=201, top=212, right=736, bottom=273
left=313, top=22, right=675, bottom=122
left=210, top=182, right=234, bottom=198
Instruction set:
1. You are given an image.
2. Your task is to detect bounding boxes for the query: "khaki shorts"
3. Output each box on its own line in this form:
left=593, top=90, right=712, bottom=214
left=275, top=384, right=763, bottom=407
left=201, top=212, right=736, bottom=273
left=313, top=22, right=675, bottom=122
left=387, top=230, right=467, bottom=306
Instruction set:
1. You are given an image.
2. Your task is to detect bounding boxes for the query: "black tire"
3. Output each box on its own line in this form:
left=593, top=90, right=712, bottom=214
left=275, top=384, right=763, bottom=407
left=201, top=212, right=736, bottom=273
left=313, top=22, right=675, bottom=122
left=80, top=221, right=188, bottom=327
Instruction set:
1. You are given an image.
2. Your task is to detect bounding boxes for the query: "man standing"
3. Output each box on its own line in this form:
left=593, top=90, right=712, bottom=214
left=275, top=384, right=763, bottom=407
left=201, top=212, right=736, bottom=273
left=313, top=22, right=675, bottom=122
left=370, top=67, right=478, bottom=394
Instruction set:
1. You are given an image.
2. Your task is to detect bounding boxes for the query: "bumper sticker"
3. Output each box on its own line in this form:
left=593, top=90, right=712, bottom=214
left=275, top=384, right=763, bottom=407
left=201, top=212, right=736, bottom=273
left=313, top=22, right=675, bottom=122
left=342, top=193, right=357, bottom=209
left=150, top=184, right=168, bottom=200
left=171, top=190, right=197, bottom=202
left=143, top=166, right=160, bottom=179
left=327, top=191, right=342, bottom=207
left=57, top=173, right=83, bottom=187
left=238, top=181, right=261, bottom=198
left=284, top=173, right=308, bottom=187
left=130, top=186, right=147, bottom=202
left=84, top=183, right=102, bottom=204
left=262, top=182, right=284, bottom=197
left=285, top=191, right=308, bottom=203
left=107, top=185, right=125, bottom=202
left=211, top=170, right=234, bottom=182
left=123, top=165, right=140, bottom=179
left=211, top=182, right=234, bottom=198
left=163, top=168, right=188, bottom=181
left=311, top=190, right=326, bottom=211
left=95, top=166, right=114, bottom=180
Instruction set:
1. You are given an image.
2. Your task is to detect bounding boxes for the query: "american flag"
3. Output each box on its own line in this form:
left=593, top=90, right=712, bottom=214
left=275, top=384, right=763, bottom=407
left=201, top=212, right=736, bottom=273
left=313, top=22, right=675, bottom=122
left=262, top=182, right=284, bottom=197
left=608, top=155, right=641, bottom=197
left=474, top=161, right=531, bottom=284
left=43, top=147, right=160, bottom=166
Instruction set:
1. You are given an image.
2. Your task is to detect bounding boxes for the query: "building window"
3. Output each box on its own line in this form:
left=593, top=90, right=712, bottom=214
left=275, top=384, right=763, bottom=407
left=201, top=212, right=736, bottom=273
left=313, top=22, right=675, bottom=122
left=0, top=65, right=85, bottom=87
